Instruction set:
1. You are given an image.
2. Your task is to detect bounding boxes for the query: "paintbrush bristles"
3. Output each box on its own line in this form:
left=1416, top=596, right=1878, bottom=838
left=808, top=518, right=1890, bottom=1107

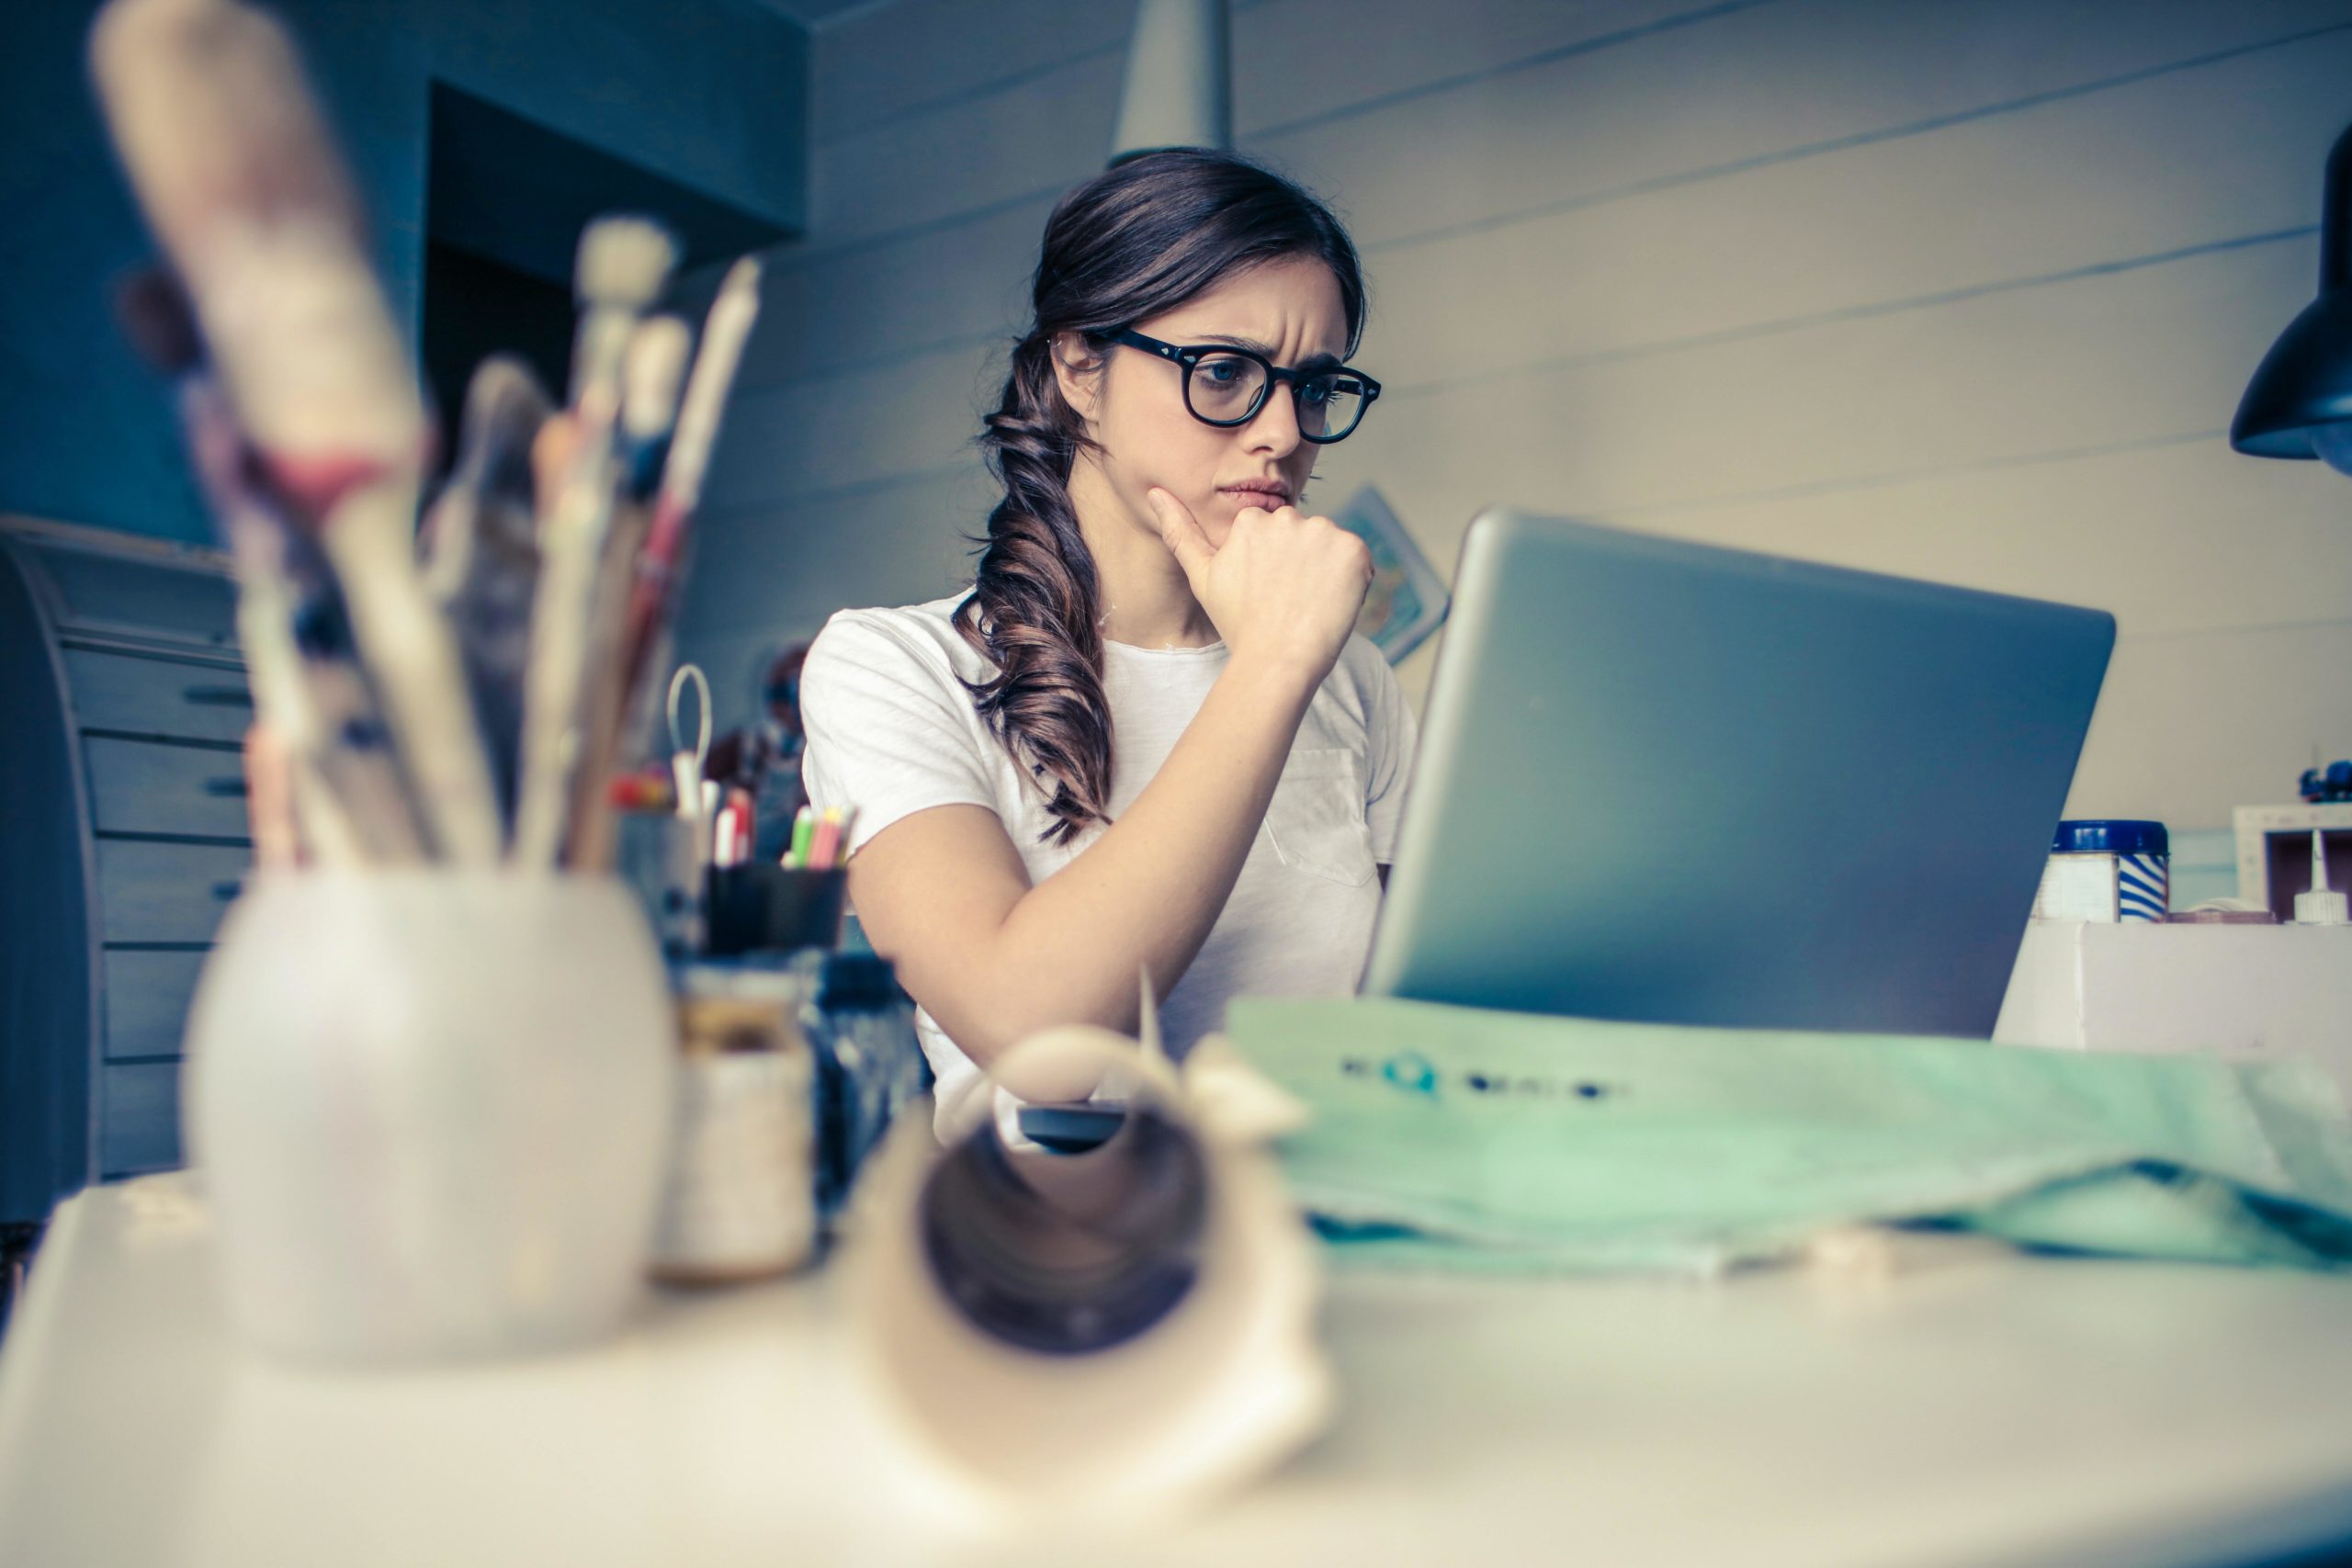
left=622, top=318, right=691, bottom=443
left=576, top=218, right=677, bottom=310
left=90, top=0, right=424, bottom=472
left=89, top=0, right=365, bottom=260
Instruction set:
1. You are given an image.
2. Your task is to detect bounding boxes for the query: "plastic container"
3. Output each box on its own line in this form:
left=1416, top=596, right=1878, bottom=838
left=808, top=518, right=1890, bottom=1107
left=2032, top=820, right=2169, bottom=922
left=705, top=863, right=847, bottom=954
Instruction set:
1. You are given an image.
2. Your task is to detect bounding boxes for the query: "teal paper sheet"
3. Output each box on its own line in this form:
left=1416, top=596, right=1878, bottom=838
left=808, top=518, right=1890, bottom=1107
left=1221, top=997, right=2352, bottom=1274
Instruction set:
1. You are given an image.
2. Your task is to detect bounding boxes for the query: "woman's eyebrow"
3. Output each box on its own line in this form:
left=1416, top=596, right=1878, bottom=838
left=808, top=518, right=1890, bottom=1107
left=1199, top=333, right=1344, bottom=371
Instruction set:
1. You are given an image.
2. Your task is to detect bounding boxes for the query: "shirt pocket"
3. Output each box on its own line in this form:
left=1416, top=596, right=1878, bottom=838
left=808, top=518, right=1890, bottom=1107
left=1264, top=747, right=1376, bottom=887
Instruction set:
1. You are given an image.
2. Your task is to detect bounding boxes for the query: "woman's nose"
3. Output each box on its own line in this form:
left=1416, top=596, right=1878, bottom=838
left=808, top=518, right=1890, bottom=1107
left=1243, top=386, right=1304, bottom=457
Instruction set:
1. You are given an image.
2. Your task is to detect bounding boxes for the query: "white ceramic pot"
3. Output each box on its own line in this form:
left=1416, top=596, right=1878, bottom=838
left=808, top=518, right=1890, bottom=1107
left=183, top=872, right=676, bottom=1363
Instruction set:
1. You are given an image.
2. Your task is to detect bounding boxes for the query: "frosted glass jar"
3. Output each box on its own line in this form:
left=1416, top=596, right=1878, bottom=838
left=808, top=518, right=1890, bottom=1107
left=183, top=872, right=676, bottom=1363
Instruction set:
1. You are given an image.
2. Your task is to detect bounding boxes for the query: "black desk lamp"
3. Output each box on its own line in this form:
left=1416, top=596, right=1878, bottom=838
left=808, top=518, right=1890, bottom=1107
left=2233, top=122, right=2352, bottom=473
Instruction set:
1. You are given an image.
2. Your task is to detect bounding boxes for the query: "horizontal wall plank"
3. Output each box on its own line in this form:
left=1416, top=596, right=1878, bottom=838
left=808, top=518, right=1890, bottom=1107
left=1595, top=437, right=2352, bottom=645
left=814, top=0, right=1128, bottom=145
left=1236, top=0, right=1768, bottom=141
left=1266, top=0, right=2352, bottom=253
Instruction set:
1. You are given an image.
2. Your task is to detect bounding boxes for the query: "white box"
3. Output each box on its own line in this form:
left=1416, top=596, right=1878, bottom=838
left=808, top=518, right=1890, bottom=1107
left=2233, top=802, right=2352, bottom=916
left=1993, top=920, right=2352, bottom=1102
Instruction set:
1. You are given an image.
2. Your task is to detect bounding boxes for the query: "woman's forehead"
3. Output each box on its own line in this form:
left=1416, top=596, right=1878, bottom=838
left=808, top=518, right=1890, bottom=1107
left=1143, top=256, right=1348, bottom=359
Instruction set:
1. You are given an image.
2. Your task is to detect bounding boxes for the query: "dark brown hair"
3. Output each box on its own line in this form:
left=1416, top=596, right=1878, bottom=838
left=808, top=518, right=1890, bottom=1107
left=953, top=148, right=1366, bottom=845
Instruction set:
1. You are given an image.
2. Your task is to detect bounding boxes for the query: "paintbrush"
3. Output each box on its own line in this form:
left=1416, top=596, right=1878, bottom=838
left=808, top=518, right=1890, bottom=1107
left=91, top=0, right=503, bottom=864
left=115, top=265, right=419, bottom=865
left=511, top=215, right=678, bottom=869
left=562, top=315, right=692, bottom=871
left=419, top=355, right=550, bottom=826
left=614, top=257, right=762, bottom=747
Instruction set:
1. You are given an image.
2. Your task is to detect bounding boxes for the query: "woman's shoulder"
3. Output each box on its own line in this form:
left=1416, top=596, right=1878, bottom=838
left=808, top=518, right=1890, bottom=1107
left=807, top=589, right=995, bottom=688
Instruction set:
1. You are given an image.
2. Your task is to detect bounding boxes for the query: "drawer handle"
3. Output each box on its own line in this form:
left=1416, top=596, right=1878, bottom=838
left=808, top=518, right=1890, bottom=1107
left=202, top=777, right=249, bottom=799
left=211, top=881, right=243, bottom=902
left=183, top=685, right=253, bottom=709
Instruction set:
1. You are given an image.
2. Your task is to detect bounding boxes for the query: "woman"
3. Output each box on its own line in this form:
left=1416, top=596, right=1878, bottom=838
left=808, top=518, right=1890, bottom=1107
left=799, top=148, right=1415, bottom=1139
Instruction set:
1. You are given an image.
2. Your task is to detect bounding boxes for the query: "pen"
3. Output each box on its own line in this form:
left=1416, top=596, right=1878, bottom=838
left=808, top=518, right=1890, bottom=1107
left=807, top=806, right=842, bottom=871
left=785, top=805, right=815, bottom=869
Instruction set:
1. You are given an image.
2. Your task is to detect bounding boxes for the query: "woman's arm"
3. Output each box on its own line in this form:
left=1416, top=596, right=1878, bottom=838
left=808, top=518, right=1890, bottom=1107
left=842, top=490, right=1371, bottom=1067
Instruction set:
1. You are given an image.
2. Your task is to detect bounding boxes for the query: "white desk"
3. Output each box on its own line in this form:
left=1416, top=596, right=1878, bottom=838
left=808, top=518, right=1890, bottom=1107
left=4, top=1176, right=2352, bottom=1567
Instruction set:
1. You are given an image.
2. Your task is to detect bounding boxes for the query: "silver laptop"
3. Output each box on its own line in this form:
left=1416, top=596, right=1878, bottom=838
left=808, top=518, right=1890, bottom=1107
left=1362, top=511, right=2115, bottom=1038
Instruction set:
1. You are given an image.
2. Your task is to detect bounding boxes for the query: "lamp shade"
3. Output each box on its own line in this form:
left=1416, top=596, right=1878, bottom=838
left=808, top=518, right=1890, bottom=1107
left=2232, top=121, right=2352, bottom=467
left=1108, top=0, right=1230, bottom=166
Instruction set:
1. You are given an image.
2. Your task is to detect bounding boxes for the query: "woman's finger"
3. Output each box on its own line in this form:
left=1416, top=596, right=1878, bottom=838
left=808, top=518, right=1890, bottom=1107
left=1146, top=486, right=1216, bottom=583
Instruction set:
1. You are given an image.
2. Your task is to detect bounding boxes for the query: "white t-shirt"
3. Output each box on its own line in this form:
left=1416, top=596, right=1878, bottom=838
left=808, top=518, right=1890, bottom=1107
left=798, top=590, right=1418, bottom=1140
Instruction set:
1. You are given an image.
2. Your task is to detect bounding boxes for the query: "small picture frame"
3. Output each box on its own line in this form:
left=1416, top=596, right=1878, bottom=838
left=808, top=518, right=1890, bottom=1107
left=1329, top=484, right=1449, bottom=664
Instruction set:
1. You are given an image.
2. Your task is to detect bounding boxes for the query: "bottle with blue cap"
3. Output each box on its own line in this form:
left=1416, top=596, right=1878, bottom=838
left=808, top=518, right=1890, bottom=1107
left=2032, top=820, right=2169, bottom=923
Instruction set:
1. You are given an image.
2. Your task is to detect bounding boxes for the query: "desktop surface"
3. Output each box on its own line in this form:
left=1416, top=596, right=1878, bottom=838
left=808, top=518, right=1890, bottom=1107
left=4, top=1177, right=2350, bottom=1567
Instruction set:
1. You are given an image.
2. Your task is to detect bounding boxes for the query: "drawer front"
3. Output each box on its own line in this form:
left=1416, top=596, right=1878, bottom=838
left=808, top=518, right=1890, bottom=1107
left=62, top=649, right=253, bottom=743
left=96, top=840, right=248, bottom=944
left=102, top=1062, right=184, bottom=1177
left=85, top=737, right=251, bottom=839
left=103, top=950, right=211, bottom=1061
left=26, top=544, right=238, bottom=648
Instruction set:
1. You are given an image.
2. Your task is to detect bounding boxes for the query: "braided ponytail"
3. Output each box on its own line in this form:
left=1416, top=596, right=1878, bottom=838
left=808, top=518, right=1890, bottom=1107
left=952, top=149, right=1366, bottom=847
left=953, top=333, right=1114, bottom=845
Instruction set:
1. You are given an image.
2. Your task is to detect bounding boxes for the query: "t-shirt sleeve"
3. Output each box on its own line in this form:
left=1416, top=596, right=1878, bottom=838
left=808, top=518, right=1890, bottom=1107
left=798, top=611, right=1001, bottom=860
left=1361, top=641, right=1419, bottom=863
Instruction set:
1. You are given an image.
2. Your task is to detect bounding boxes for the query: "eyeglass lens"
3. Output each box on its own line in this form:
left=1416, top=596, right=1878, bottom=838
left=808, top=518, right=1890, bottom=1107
left=1186, top=352, right=1367, bottom=440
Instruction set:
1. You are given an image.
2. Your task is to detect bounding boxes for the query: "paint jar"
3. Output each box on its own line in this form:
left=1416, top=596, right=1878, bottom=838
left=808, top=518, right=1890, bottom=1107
left=2032, top=820, right=2169, bottom=922
left=649, top=962, right=819, bottom=1284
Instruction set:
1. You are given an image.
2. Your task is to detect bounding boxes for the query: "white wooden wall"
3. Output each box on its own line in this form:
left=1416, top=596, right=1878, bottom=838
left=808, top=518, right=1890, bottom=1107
left=679, top=0, right=2352, bottom=830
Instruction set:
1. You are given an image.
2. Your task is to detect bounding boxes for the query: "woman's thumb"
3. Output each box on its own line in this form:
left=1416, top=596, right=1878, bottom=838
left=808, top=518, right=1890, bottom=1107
left=1146, top=487, right=1214, bottom=578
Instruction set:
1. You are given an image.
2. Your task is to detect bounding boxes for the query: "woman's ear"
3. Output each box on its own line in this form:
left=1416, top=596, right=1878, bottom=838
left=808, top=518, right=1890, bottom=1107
left=1050, top=331, right=1104, bottom=422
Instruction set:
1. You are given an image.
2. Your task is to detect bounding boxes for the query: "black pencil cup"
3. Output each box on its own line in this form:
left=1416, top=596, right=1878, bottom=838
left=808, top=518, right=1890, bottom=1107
left=704, top=864, right=848, bottom=955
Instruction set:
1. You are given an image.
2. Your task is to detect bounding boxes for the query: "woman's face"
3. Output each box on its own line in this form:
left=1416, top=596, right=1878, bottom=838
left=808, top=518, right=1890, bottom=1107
left=1056, top=254, right=1351, bottom=549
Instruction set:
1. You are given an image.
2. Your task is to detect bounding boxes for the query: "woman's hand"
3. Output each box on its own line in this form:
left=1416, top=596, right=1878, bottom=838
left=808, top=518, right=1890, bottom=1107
left=1145, top=486, right=1373, bottom=682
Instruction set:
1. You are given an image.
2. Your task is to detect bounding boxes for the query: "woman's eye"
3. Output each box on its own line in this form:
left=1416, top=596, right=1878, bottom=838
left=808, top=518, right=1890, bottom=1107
left=1204, top=362, right=1242, bottom=384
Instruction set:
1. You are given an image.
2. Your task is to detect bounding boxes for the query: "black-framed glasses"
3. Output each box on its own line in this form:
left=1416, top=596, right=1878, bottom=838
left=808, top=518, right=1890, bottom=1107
left=1110, top=328, right=1381, bottom=444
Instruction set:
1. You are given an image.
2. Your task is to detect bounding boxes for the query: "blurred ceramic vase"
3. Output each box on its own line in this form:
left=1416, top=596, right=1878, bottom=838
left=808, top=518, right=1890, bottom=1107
left=183, top=872, right=675, bottom=1362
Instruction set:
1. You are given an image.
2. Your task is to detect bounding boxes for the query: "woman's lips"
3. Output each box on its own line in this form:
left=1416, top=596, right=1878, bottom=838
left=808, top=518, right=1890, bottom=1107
left=1217, top=486, right=1289, bottom=507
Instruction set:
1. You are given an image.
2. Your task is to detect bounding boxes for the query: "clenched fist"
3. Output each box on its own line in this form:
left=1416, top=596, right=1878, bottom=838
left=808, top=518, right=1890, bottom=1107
left=1145, top=486, right=1373, bottom=684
